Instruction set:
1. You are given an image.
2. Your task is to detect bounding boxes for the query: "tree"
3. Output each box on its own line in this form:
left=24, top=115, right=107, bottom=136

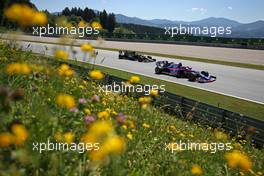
left=107, top=13, right=116, bottom=33
left=99, top=10, right=108, bottom=29
left=76, top=7, right=83, bottom=17
left=83, top=7, right=96, bottom=22
left=71, top=7, right=78, bottom=16
left=62, top=7, right=71, bottom=16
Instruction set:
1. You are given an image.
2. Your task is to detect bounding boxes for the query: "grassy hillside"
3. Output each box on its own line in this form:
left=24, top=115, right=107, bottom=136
left=0, top=42, right=263, bottom=175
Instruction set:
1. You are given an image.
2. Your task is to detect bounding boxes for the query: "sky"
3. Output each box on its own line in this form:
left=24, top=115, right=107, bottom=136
left=31, top=0, right=264, bottom=23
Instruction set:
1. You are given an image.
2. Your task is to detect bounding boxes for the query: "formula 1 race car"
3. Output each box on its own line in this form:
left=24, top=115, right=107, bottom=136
left=119, top=50, right=156, bottom=63
left=155, top=61, right=216, bottom=83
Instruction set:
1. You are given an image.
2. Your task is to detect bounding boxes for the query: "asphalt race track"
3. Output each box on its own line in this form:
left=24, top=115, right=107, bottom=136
left=7, top=40, right=264, bottom=104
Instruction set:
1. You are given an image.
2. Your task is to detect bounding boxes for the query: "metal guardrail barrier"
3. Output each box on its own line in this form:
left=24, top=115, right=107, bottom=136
left=55, top=60, right=264, bottom=147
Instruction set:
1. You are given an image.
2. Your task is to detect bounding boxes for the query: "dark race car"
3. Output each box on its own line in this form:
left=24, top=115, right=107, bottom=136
left=155, top=61, right=216, bottom=83
left=119, top=50, right=156, bottom=63
left=155, top=61, right=192, bottom=77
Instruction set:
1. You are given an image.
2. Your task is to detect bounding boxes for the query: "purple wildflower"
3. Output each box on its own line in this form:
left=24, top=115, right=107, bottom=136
left=78, top=98, right=87, bottom=104
left=70, top=107, right=79, bottom=113
left=115, top=113, right=127, bottom=125
left=91, top=95, right=100, bottom=102
left=84, top=115, right=96, bottom=124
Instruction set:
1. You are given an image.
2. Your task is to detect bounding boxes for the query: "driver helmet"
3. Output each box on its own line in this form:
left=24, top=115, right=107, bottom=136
left=178, top=62, right=182, bottom=67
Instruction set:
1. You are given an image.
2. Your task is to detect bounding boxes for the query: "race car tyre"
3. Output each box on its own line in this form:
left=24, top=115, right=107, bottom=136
left=175, top=74, right=181, bottom=78
left=155, top=67, right=162, bottom=74
left=188, top=74, right=197, bottom=82
left=138, top=57, right=143, bottom=62
left=175, top=70, right=184, bottom=78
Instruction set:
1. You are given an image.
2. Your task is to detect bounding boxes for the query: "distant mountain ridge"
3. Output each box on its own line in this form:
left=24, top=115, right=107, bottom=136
left=116, top=14, right=264, bottom=38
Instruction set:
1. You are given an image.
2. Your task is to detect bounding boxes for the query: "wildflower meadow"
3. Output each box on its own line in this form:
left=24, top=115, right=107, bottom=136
left=0, top=39, right=263, bottom=176
left=0, top=3, right=263, bottom=176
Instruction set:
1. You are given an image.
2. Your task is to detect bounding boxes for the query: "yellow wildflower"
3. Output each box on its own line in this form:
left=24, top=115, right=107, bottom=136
left=91, top=21, right=102, bottom=30
left=139, top=96, right=152, bottom=105
left=84, top=108, right=91, bottom=115
left=150, top=89, right=159, bottom=97
left=127, top=132, right=133, bottom=140
left=32, top=12, right=48, bottom=26
left=88, top=121, right=113, bottom=137
left=4, top=4, right=22, bottom=22
left=83, top=121, right=125, bottom=162
left=97, top=111, right=110, bottom=120
left=54, top=132, right=63, bottom=142
left=142, top=123, right=150, bottom=129
left=169, top=125, right=176, bottom=131
left=89, top=136, right=125, bottom=161
left=103, top=136, right=125, bottom=154
left=122, top=125, right=128, bottom=130
left=65, top=69, right=74, bottom=77
left=214, top=130, right=228, bottom=141
left=4, top=4, right=33, bottom=26
left=112, top=111, right=118, bottom=116
left=56, top=94, right=76, bottom=109
left=89, top=70, right=104, bottom=80
left=83, top=80, right=88, bottom=85
left=6, top=63, right=31, bottom=75
left=63, top=132, right=75, bottom=144
left=11, top=124, right=29, bottom=146
left=129, top=76, right=140, bottom=84
left=78, top=20, right=87, bottom=27
left=79, top=85, right=85, bottom=90
left=4, top=4, right=47, bottom=27
left=81, top=133, right=97, bottom=144
left=89, top=149, right=107, bottom=161
left=58, top=64, right=69, bottom=71
left=80, top=43, right=94, bottom=52
left=57, top=64, right=74, bottom=77
left=54, top=50, right=69, bottom=60
left=0, top=132, right=14, bottom=147
left=105, top=108, right=111, bottom=113
left=141, top=104, right=148, bottom=109
left=191, top=164, right=203, bottom=175
left=225, top=150, right=252, bottom=172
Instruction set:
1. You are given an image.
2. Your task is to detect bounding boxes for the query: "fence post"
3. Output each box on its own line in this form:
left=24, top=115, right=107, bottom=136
left=221, top=110, right=226, bottom=128
left=179, top=96, right=184, bottom=116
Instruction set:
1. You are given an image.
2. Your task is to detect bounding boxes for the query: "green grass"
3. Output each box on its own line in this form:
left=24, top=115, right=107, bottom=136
left=1, top=40, right=264, bottom=176
left=2, top=36, right=264, bottom=71
left=63, top=59, right=264, bottom=120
